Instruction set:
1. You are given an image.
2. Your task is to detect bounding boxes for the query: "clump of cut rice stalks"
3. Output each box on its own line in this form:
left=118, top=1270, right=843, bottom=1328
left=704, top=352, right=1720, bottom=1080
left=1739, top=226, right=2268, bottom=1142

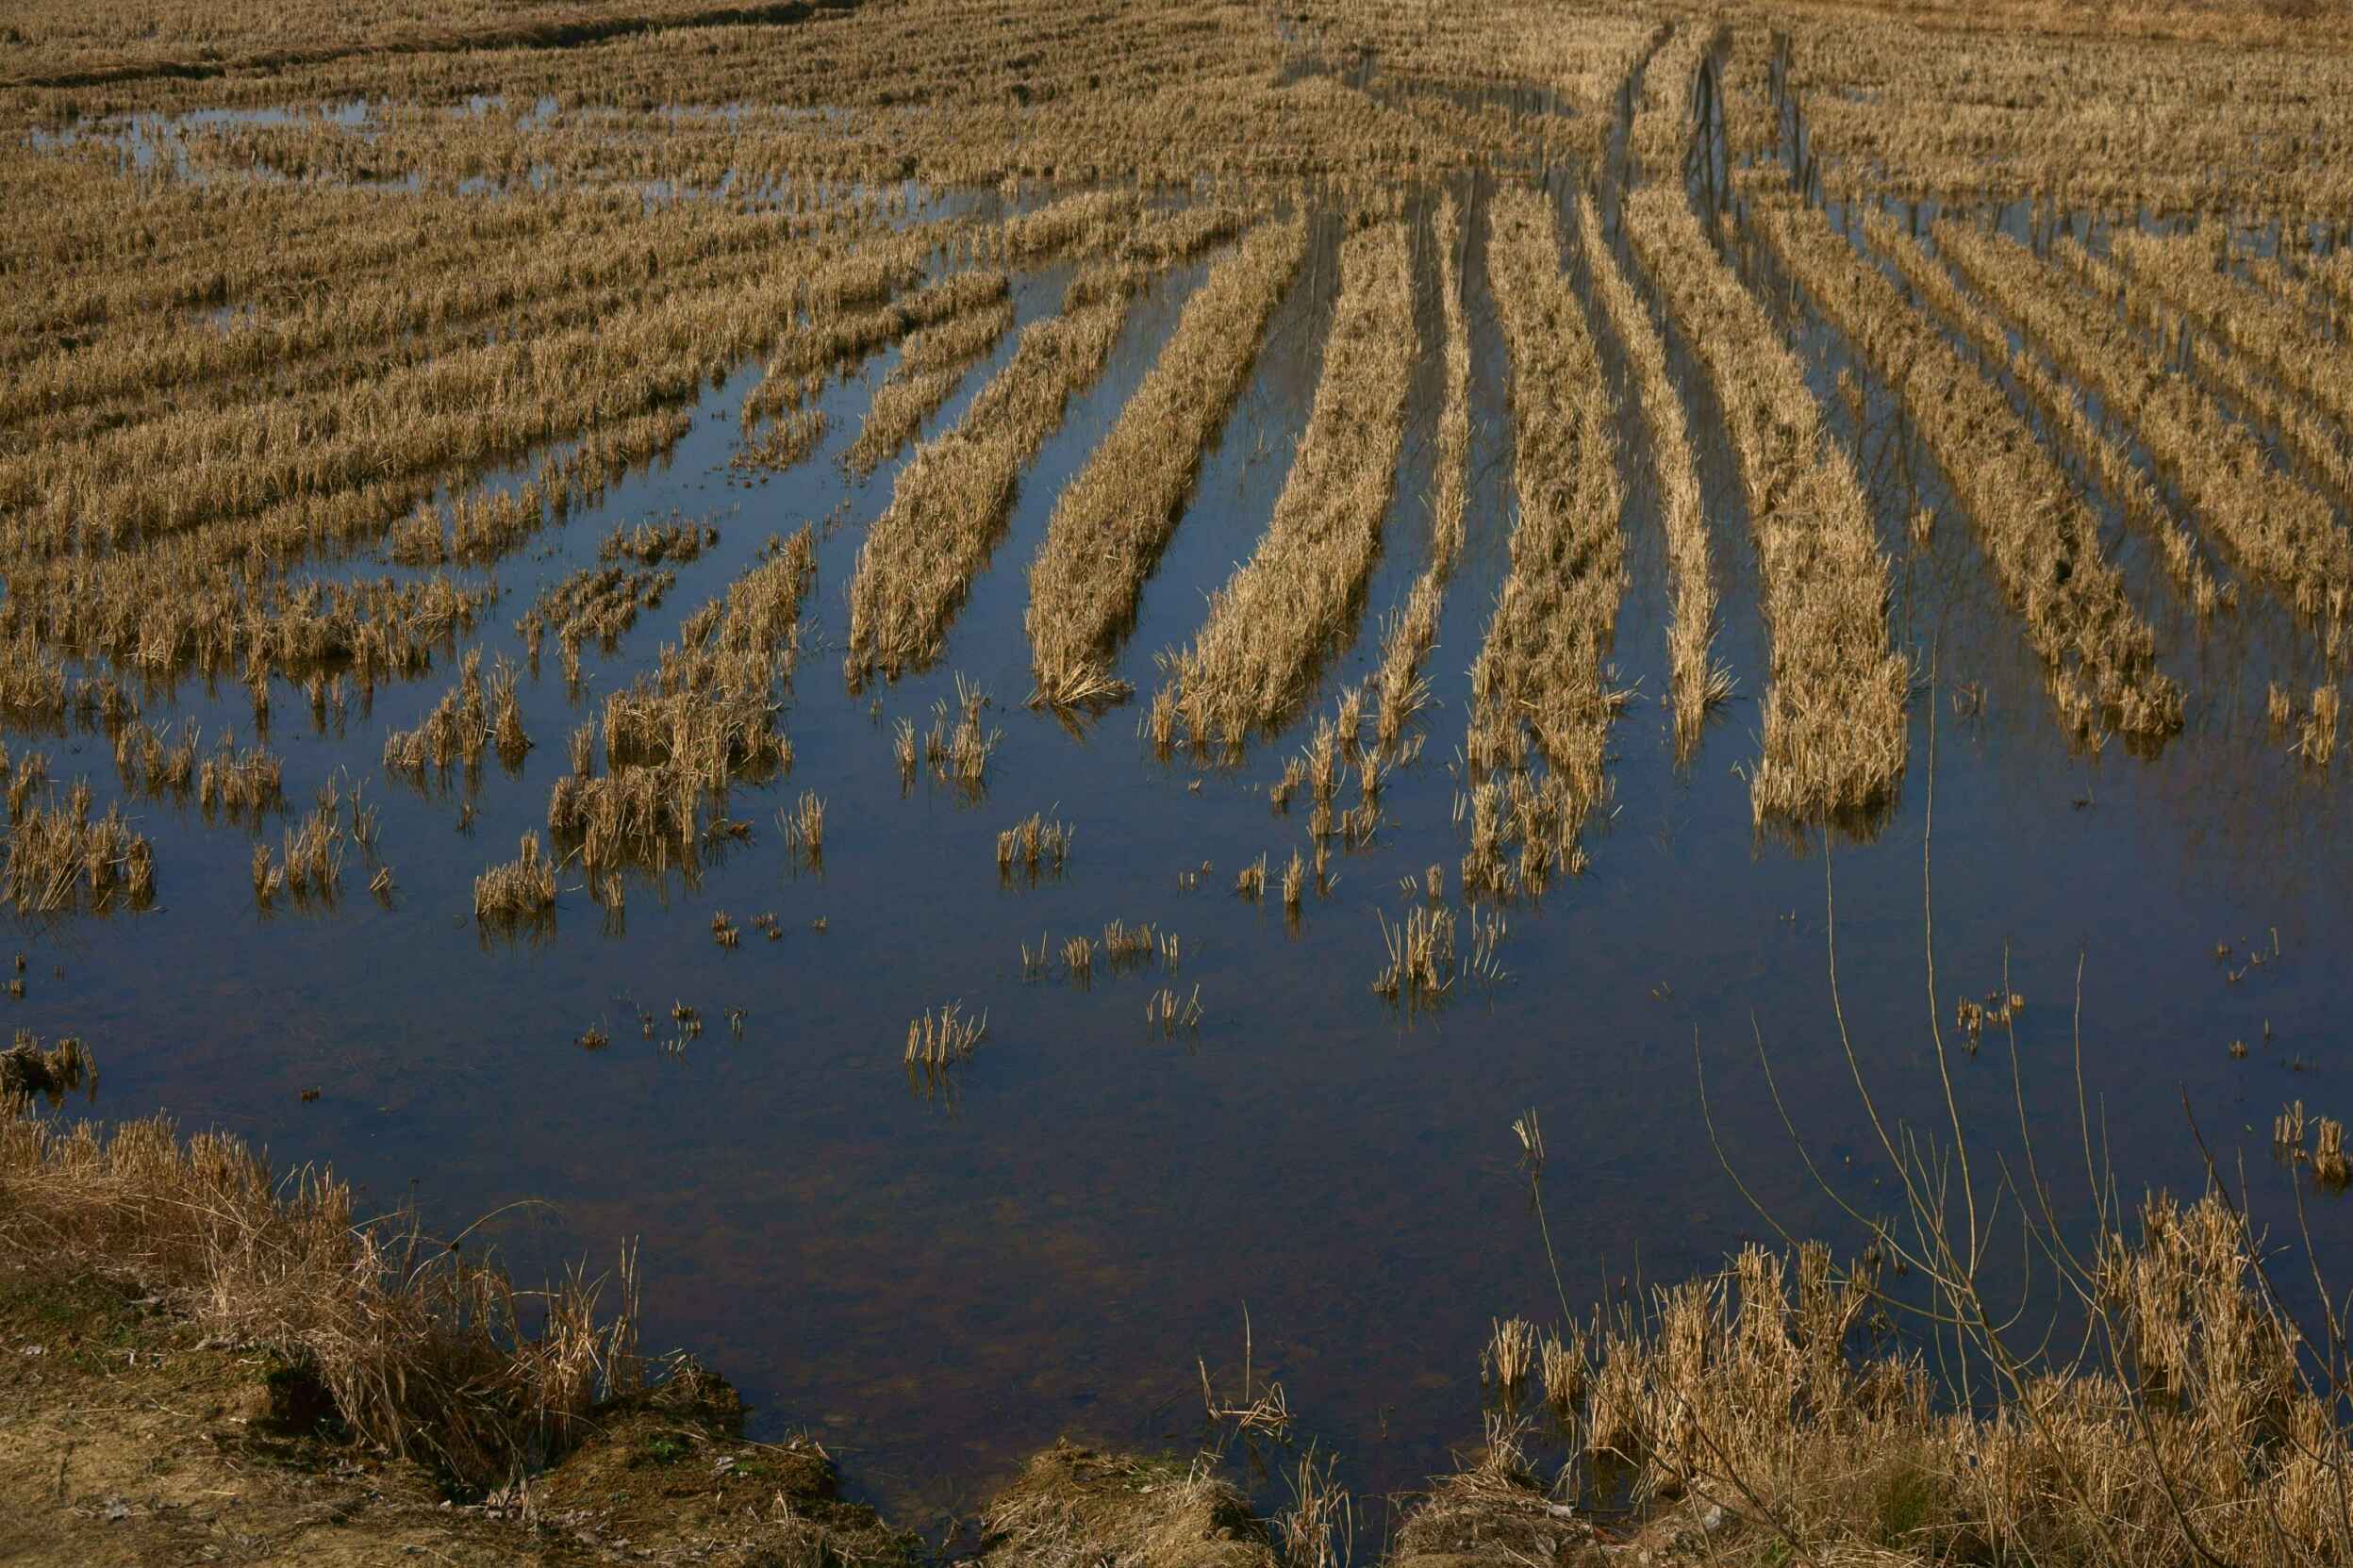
left=1102, top=918, right=1156, bottom=970
left=472, top=832, right=556, bottom=924
left=384, top=650, right=505, bottom=782
left=2320, top=1122, right=2352, bottom=1186
left=1374, top=906, right=1454, bottom=1002
left=1374, top=905, right=1506, bottom=1005
left=996, top=811, right=1072, bottom=881
left=731, top=407, right=828, bottom=473
left=1061, top=935, right=1096, bottom=982
left=112, top=718, right=201, bottom=800
left=2275, top=1100, right=2353, bottom=1185
left=904, top=1002, right=986, bottom=1080
left=779, top=791, right=825, bottom=865
left=919, top=674, right=1000, bottom=794
left=1145, top=686, right=1178, bottom=753
left=891, top=718, right=919, bottom=787
left=2300, top=685, right=2340, bottom=765
left=254, top=783, right=375, bottom=910
left=2, top=1032, right=95, bottom=1103
left=545, top=528, right=817, bottom=882
left=602, top=516, right=716, bottom=566
left=488, top=656, right=531, bottom=767
left=3, top=749, right=51, bottom=824
left=710, top=910, right=740, bottom=949
left=1145, top=984, right=1203, bottom=1037
left=192, top=733, right=284, bottom=823
left=1269, top=756, right=1307, bottom=813
left=1483, top=1315, right=1538, bottom=1399
left=522, top=559, right=677, bottom=672
left=1019, top=933, right=1055, bottom=981
left=1282, top=850, right=1305, bottom=912
left=304, top=672, right=350, bottom=733
left=1233, top=852, right=1268, bottom=901
left=1, top=785, right=155, bottom=916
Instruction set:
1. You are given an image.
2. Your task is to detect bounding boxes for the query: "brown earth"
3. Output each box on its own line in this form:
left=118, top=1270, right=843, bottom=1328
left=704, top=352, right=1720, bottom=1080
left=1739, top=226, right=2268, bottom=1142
left=0, top=1264, right=916, bottom=1567
left=0, top=1264, right=1722, bottom=1566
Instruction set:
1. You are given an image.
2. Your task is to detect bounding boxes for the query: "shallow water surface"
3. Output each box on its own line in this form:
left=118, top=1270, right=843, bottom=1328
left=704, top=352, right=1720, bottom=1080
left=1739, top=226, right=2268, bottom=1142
left=9, top=173, right=2353, bottom=1533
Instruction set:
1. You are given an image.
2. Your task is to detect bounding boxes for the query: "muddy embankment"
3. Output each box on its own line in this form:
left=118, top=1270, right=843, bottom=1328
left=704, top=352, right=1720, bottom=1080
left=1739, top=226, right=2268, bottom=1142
left=0, top=1262, right=1732, bottom=1568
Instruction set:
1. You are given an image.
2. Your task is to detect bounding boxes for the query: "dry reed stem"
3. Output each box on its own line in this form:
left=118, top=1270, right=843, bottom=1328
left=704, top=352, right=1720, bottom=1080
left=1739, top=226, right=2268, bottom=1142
left=1025, top=218, right=1310, bottom=706
left=1161, top=220, right=1415, bottom=748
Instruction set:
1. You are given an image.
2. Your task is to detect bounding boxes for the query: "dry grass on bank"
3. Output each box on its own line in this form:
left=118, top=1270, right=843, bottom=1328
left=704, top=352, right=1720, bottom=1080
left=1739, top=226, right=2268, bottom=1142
left=0, top=1081, right=642, bottom=1491
left=1491, top=1192, right=2353, bottom=1567
left=1447, top=846, right=2353, bottom=1566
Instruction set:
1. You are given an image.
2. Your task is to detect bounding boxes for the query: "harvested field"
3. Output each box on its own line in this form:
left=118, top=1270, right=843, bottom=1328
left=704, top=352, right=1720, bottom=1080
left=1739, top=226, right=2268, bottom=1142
left=1160, top=220, right=1417, bottom=747
left=7, top=0, right=2353, bottom=1557
left=1456, top=185, right=1624, bottom=899
left=1026, top=217, right=1311, bottom=705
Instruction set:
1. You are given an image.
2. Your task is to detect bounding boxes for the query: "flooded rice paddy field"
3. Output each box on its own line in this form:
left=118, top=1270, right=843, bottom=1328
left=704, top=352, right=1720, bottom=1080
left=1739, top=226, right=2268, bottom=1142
left=8, top=7, right=2353, bottom=1527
